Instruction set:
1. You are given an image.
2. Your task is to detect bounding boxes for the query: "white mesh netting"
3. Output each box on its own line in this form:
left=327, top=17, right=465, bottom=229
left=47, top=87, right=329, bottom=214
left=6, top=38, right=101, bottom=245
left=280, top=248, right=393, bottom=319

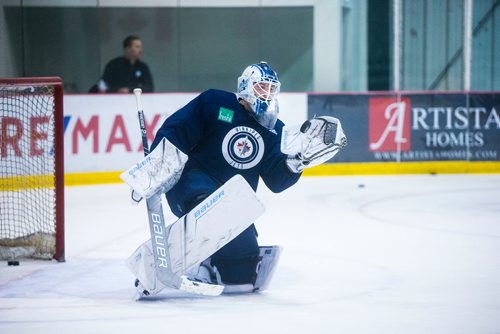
left=0, top=84, right=58, bottom=260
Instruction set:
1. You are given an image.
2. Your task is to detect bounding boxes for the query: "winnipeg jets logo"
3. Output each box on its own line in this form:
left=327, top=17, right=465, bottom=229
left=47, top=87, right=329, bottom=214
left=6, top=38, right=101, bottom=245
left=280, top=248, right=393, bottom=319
left=236, top=137, right=253, bottom=157
left=222, top=127, right=265, bottom=169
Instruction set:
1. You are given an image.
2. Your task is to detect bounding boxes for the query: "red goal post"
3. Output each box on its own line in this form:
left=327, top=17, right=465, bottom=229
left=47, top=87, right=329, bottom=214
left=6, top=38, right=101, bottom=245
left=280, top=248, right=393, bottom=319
left=0, top=77, right=65, bottom=262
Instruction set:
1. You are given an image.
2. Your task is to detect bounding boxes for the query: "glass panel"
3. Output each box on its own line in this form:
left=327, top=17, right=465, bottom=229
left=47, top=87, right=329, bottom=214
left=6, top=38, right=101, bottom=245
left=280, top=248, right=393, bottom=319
left=22, top=7, right=100, bottom=93
left=471, top=0, right=498, bottom=91
left=398, top=0, right=498, bottom=91
left=1, top=4, right=314, bottom=93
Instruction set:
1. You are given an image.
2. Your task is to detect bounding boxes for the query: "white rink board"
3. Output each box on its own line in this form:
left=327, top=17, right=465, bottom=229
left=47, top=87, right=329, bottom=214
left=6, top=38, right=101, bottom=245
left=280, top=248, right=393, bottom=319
left=63, top=93, right=307, bottom=173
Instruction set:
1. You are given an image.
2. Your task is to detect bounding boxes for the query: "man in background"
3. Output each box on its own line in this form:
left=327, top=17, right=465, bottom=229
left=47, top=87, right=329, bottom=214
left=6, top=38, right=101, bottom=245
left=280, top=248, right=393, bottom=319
left=96, top=35, right=154, bottom=93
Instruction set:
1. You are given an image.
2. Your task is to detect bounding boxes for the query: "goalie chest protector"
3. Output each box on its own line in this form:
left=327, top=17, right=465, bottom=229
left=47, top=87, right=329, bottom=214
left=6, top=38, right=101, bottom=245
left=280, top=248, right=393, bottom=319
left=151, top=89, right=300, bottom=215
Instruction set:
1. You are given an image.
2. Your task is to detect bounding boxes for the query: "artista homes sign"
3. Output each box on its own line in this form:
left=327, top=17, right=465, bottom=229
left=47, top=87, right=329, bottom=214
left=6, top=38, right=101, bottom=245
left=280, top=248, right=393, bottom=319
left=308, top=93, right=499, bottom=162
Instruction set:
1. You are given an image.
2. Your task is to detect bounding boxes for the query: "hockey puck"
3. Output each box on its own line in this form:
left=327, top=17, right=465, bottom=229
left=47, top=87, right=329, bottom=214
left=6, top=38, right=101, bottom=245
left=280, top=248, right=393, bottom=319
left=7, top=260, right=20, bottom=266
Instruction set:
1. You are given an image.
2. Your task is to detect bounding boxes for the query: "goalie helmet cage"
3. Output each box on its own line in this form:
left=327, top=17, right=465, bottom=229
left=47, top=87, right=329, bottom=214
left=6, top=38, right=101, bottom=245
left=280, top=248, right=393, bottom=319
left=0, top=77, right=65, bottom=262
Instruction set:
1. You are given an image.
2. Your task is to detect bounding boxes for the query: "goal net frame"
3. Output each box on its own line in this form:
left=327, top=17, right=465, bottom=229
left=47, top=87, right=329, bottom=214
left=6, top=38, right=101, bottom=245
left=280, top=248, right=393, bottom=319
left=0, top=77, right=65, bottom=262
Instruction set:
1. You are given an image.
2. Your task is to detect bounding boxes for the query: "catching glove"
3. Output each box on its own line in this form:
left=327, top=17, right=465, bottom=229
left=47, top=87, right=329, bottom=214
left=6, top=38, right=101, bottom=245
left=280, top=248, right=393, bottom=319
left=282, top=116, right=347, bottom=173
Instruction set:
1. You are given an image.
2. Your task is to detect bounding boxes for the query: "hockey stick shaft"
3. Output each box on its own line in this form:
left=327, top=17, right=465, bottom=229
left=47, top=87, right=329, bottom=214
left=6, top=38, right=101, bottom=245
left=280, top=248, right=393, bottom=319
left=133, top=88, right=150, bottom=156
left=132, top=88, right=181, bottom=289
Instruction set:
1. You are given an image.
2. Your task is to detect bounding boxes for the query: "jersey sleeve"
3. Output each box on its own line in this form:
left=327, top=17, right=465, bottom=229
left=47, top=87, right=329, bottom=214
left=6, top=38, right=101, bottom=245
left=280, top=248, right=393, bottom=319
left=259, top=124, right=301, bottom=193
left=151, top=92, right=209, bottom=153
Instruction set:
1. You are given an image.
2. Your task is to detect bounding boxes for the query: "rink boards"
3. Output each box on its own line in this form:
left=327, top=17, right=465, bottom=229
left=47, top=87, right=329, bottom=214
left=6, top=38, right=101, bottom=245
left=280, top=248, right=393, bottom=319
left=60, top=92, right=499, bottom=184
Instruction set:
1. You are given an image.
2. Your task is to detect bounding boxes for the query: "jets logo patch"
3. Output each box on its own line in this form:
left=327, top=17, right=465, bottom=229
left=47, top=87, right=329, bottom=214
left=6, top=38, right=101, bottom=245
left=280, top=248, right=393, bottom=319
left=222, top=126, right=265, bottom=169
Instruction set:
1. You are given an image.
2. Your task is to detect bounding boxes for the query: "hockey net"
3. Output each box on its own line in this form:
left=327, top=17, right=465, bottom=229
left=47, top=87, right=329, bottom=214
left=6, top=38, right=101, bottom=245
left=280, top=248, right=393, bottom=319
left=0, top=77, right=65, bottom=261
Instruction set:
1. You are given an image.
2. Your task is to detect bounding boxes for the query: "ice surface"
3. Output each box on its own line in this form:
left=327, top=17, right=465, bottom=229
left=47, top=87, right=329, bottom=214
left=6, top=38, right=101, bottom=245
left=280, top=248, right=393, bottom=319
left=1, top=174, right=499, bottom=334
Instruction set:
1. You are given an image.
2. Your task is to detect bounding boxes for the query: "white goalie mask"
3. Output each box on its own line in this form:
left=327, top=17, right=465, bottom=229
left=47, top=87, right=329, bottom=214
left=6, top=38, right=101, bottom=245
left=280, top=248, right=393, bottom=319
left=237, top=62, right=281, bottom=129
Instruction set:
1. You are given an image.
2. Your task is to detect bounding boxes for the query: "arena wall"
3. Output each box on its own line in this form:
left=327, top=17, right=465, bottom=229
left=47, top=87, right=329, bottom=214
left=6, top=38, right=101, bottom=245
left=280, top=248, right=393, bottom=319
left=62, top=92, right=499, bottom=185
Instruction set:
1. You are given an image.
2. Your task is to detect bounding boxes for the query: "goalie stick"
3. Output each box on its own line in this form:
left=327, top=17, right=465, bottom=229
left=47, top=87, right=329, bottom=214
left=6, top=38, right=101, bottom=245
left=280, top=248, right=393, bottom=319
left=132, top=88, right=223, bottom=296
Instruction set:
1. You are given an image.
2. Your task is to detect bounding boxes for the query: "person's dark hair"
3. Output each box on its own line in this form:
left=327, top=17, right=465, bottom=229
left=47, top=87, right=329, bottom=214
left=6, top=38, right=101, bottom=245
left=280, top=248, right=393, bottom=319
left=123, top=35, right=141, bottom=49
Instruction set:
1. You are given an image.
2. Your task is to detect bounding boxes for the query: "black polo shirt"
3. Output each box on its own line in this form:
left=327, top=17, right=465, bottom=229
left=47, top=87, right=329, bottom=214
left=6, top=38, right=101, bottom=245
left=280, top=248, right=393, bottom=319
left=102, top=56, right=154, bottom=92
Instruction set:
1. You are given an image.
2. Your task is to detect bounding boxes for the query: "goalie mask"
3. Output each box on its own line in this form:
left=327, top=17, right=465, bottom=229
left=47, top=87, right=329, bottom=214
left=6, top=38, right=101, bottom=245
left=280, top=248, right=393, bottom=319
left=237, top=62, right=281, bottom=129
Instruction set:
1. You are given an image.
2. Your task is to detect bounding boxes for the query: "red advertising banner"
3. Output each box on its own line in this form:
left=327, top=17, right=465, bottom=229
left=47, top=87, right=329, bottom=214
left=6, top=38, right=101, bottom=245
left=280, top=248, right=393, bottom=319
left=368, top=97, right=411, bottom=152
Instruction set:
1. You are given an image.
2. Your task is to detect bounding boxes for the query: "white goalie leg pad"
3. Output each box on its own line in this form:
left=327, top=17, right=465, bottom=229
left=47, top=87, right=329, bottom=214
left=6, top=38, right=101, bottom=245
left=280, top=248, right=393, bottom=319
left=120, top=137, right=188, bottom=199
left=253, top=245, right=283, bottom=292
left=126, top=240, right=167, bottom=296
left=126, top=175, right=265, bottom=297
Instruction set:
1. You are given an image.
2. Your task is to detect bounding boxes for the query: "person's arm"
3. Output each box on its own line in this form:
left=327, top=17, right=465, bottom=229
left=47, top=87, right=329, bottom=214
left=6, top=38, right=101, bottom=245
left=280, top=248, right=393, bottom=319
left=260, top=140, right=302, bottom=193
left=141, top=63, right=154, bottom=92
left=259, top=122, right=301, bottom=193
left=101, top=60, right=118, bottom=93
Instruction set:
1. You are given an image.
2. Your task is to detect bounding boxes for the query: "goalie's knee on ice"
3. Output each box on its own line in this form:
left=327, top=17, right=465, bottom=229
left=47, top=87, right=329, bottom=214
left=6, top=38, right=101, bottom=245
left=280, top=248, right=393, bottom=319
left=212, top=257, right=259, bottom=285
left=212, top=245, right=282, bottom=293
left=211, top=225, right=259, bottom=284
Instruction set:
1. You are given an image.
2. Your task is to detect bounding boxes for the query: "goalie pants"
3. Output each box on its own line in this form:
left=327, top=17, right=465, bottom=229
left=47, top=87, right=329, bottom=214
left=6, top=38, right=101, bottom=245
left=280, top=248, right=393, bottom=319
left=167, top=169, right=260, bottom=285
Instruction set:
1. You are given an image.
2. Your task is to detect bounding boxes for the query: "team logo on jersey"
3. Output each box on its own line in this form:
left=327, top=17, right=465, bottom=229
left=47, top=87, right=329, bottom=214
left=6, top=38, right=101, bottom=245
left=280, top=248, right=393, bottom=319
left=222, top=126, right=265, bottom=169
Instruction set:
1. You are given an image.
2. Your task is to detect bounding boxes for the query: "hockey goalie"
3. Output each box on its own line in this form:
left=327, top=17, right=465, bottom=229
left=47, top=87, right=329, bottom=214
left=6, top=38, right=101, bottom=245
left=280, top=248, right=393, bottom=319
left=121, top=61, right=347, bottom=298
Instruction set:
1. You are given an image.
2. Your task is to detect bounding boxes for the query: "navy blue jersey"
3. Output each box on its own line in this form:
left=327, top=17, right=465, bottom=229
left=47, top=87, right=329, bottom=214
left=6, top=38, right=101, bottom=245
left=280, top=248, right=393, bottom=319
left=151, top=89, right=301, bottom=217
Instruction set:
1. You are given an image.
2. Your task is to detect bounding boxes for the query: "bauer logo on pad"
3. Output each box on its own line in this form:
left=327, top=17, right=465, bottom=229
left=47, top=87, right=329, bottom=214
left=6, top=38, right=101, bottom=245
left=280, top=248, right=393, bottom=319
left=218, top=107, right=234, bottom=124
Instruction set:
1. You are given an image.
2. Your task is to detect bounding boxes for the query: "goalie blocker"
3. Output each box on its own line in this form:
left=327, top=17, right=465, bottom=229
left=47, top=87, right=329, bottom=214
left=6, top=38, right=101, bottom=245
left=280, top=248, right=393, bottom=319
left=120, top=137, right=188, bottom=200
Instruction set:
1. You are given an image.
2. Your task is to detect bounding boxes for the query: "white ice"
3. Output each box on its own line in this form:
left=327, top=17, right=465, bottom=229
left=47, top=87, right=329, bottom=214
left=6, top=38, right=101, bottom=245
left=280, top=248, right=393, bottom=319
left=1, top=174, right=499, bottom=334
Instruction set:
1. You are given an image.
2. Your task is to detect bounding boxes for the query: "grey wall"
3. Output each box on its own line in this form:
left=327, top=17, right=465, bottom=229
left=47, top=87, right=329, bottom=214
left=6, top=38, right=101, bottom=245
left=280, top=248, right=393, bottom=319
left=0, top=2, right=23, bottom=78
left=1, top=5, right=314, bottom=93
